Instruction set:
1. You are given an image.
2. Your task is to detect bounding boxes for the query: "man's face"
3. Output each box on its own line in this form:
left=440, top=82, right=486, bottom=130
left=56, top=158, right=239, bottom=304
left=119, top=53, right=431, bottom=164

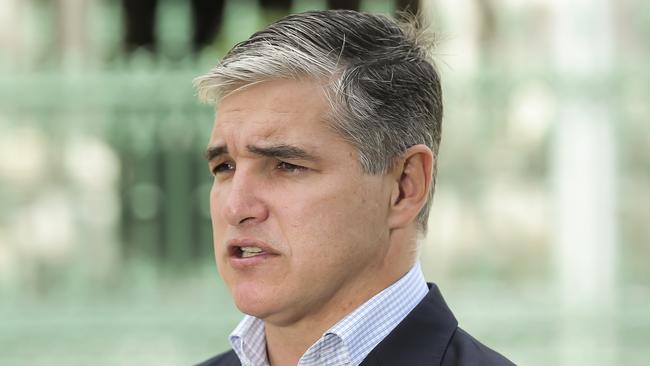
left=207, top=78, right=395, bottom=326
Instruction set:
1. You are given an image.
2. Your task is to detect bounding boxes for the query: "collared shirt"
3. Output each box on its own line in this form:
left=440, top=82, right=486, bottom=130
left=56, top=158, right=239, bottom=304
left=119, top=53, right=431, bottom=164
left=229, top=262, right=429, bottom=366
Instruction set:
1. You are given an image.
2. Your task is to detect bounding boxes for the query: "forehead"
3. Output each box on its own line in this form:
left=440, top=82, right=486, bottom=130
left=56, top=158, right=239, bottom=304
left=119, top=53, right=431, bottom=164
left=209, top=78, right=335, bottom=145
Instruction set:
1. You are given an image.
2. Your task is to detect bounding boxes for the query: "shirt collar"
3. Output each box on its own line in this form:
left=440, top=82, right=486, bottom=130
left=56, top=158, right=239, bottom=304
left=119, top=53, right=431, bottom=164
left=229, top=262, right=428, bottom=366
left=324, top=262, right=429, bottom=365
left=230, top=316, right=268, bottom=366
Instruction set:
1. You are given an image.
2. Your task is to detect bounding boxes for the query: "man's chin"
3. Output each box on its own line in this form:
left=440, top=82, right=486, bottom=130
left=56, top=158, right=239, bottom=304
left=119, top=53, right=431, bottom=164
left=231, top=285, right=280, bottom=319
left=233, top=292, right=309, bottom=327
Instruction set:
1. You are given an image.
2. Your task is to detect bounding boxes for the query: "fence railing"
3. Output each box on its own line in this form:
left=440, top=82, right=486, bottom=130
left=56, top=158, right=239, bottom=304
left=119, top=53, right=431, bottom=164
left=0, top=66, right=648, bottom=280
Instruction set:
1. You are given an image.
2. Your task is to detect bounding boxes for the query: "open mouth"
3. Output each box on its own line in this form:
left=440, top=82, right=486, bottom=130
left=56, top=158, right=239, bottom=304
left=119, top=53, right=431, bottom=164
left=230, top=246, right=265, bottom=258
left=226, top=239, right=278, bottom=265
left=240, top=246, right=264, bottom=258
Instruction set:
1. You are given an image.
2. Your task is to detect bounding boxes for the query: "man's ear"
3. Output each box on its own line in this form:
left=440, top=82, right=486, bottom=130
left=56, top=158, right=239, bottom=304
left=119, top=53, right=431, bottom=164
left=387, top=144, right=434, bottom=230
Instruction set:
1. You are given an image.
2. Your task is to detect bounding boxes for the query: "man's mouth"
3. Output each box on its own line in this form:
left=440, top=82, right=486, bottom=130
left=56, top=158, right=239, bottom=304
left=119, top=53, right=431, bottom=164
left=226, top=240, right=277, bottom=269
left=239, top=246, right=264, bottom=258
left=226, top=239, right=278, bottom=263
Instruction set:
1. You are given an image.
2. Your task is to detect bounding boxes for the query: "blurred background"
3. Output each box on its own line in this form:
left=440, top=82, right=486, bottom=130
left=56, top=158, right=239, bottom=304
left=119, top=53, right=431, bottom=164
left=0, top=0, right=648, bottom=365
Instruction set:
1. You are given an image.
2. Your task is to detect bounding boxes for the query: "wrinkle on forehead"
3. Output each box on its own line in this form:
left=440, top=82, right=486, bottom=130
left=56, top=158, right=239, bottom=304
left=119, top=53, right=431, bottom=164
left=209, top=78, right=335, bottom=155
left=219, top=78, right=328, bottom=114
left=215, top=114, right=284, bottom=142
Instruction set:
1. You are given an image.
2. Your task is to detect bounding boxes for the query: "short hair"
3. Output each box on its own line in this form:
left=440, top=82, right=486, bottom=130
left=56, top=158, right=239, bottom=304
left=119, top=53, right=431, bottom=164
left=195, top=10, right=443, bottom=232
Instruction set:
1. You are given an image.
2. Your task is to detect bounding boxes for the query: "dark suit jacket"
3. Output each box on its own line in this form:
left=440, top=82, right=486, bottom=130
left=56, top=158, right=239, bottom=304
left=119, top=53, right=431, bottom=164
left=196, top=284, right=515, bottom=365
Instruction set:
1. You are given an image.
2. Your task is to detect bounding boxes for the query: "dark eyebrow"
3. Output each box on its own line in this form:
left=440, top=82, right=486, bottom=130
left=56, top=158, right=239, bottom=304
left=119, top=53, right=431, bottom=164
left=205, top=144, right=317, bottom=162
left=247, top=144, right=317, bottom=161
left=205, top=145, right=227, bottom=161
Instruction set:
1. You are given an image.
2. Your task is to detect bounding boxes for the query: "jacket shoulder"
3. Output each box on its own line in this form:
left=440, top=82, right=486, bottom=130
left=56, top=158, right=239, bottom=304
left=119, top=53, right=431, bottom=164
left=442, top=328, right=516, bottom=366
left=195, top=350, right=241, bottom=366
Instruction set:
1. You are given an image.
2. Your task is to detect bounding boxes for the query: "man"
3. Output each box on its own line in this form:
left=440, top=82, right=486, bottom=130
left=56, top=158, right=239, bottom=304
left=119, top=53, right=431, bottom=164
left=195, top=10, right=514, bottom=366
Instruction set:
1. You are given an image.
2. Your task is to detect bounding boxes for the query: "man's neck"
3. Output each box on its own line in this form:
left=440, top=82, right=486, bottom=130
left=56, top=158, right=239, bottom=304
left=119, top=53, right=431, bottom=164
left=264, top=321, right=317, bottom=366
left=263, top=269, right=412, bottom=365
left=263, top=232, right=418, bottom=365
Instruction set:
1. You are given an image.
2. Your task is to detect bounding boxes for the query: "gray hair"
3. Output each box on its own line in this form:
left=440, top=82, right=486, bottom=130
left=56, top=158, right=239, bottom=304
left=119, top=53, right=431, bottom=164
left=194, top=10, right=443, bottom=232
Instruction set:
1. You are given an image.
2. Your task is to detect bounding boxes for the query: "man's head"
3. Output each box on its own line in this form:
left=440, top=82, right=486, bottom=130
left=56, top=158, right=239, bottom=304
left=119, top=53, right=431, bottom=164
left=196, top=10, right=442, bottom=327
left=196, top=10, right=442, bottom=231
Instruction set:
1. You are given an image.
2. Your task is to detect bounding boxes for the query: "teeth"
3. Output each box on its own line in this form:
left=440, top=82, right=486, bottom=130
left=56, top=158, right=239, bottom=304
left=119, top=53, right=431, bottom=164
left=240, top=246, right=263, bottom=258
left=241, top=246, right=262, bottom=253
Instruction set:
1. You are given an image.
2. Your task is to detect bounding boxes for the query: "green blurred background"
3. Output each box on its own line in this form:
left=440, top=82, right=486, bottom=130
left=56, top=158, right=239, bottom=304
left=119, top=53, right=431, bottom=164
left=0, top=0, right=648, bottom=365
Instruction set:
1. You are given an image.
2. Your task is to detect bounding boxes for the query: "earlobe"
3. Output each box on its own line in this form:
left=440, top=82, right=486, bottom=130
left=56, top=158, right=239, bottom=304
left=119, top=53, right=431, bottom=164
left=387, top=145, right=434, bottom=230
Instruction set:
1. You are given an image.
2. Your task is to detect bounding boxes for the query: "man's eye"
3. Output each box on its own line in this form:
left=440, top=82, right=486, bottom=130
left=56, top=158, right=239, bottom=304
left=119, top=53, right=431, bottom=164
left=277, top=161, right=306, bottom=172
left=212, top=162, right=235, bottom=175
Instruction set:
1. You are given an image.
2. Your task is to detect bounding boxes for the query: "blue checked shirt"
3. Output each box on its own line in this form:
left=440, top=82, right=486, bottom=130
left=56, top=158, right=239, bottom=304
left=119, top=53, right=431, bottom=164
left=229, top=262, right=429, bottom=366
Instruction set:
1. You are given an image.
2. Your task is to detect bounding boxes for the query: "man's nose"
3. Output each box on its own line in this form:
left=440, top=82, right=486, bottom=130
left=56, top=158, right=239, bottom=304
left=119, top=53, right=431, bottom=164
left=221, top=171, right=268, bottom=226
